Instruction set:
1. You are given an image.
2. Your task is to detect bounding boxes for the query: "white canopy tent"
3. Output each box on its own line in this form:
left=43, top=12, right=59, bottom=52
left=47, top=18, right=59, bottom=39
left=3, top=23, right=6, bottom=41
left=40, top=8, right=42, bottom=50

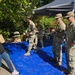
left=34, top=0, right=75, bottom=16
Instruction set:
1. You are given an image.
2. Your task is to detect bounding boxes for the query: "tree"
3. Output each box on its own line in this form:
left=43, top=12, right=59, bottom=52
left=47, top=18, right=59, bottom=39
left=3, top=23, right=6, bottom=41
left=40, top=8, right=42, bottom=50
left=0, top=0, right=39, bottom=38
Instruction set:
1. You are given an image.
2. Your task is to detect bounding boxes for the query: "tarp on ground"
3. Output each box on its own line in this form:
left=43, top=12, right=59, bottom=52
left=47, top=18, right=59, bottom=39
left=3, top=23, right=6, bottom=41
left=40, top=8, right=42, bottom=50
left=34, top=0, right=75, bottom=16
left=3, top=40, right=67, bottom=75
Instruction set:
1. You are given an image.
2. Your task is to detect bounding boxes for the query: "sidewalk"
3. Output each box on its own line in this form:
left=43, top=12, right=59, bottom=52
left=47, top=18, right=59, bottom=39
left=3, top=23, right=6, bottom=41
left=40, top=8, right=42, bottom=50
left=0, top=59, right=19, bottom=75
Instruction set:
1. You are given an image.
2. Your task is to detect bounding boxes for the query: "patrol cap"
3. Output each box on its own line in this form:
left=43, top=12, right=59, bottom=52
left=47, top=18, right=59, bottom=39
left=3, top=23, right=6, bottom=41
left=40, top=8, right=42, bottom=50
left=14, top=31, right=20, bottom=35
left=55, top=13, right=62, bottom=18
left=65, top=11, right=74, bottom=18
left=13, top=31, right=20, bottom=37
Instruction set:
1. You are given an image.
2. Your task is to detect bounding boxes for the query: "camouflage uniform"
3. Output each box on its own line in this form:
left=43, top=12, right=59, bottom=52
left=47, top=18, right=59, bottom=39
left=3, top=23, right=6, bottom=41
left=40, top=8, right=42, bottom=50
left=36, top=24, right=44, bottom=48
left=52, top=13, right=66, bottom=65
left=13, top=31, right=21, bottom=43
left=25, top=20, right=38, bottom=56
left=65, top=11, right=75, bottom=74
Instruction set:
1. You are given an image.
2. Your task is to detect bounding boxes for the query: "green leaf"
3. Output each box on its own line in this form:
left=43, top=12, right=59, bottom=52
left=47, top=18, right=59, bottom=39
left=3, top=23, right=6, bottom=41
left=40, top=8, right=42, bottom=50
left=0, top=0, right=2, bottom=3
left=23, top=0, right=28, bottom=5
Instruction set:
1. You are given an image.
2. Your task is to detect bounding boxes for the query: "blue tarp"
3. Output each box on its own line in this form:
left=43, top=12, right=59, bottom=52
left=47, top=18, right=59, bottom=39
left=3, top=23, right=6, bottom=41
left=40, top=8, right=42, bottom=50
left=3, top=40, right=67, bottom=75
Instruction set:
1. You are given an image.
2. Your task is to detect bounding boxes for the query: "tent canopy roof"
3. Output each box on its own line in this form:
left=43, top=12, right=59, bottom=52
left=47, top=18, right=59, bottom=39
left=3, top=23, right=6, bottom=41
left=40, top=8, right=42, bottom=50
left=34, top=0, right=75, bottom=16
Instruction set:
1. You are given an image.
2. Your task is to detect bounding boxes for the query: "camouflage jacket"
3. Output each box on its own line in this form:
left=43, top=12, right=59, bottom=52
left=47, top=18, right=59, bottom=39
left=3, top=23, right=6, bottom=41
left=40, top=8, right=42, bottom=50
left=55, top=21, right=66, bottom=39
left=27, top=20, right=37, bottom=36
left=66, top=20, right=75, bottom=46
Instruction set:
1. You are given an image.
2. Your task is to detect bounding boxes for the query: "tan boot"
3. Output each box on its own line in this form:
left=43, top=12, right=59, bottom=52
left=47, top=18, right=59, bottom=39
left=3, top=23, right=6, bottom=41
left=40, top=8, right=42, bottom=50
left=58, top=62, right=62, bottom=66
left=54, top=61, right=61, bottom=66
left=24, top=52, right=30, bottom=56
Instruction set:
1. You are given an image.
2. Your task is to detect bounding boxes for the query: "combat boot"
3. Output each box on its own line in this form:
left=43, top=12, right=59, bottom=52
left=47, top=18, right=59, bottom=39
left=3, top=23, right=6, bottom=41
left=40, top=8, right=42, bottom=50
left=54, top=62, right=61, bottom=66
left=24, top=52, right=30, bottom=56
left=34, top=47, right=39, bottom=53
left=68, top=73, right=74, bottom=75
left=58, top=62, right=62, bottom=66
left=62, top=69, right=69, bottom=74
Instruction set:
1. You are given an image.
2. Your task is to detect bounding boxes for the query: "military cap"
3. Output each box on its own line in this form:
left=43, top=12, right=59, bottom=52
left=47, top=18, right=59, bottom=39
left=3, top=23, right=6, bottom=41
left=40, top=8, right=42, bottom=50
left=65, top=11, right=74, bottom=18
left=13, top=31, right=20, bottom=37
left=55, top=13, right=62, bottom=18
left=14, top=31, right=20, bottom=35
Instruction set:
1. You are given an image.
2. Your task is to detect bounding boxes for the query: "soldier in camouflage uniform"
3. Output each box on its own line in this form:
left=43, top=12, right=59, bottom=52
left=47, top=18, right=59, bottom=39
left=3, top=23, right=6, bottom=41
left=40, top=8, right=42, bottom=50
left=24, top=16, right=38, bottom=56
left=36, top=21, right=44, bottom=48
left=52, top=13, right=66, bottom=66
left=63, top=11, right=75, bottom=75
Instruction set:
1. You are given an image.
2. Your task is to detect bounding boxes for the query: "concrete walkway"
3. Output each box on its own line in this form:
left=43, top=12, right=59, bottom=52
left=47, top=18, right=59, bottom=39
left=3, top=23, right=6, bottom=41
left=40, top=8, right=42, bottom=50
left=0, top=59, right=19, bottom=75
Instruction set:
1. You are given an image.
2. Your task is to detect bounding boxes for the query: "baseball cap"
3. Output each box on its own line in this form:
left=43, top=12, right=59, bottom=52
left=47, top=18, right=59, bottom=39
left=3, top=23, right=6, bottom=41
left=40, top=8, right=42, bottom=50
left=55, top=13, right=62, bottom=18
left=65, top=11, right=74, bottom=18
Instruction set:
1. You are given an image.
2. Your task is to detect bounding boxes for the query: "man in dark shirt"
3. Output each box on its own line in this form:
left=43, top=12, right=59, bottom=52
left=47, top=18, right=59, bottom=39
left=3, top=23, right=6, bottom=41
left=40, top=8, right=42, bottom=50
left=36, top=21, right=44, bottom=48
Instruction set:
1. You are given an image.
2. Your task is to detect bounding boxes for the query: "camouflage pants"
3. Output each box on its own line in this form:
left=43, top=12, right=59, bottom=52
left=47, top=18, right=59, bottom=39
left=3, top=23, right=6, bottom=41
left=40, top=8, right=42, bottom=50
left=65, top=44, right=75, bottom=74
left=52, top=37, right=62, bottom=63
left=27, top=34, right=38, bottom=53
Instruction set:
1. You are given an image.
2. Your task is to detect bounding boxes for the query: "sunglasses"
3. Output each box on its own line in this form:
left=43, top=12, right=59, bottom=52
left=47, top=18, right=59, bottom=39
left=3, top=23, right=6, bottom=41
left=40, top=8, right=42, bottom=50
left=56, top=18, right=59, bottom=20
left=67, top=17, right=70, bottom=19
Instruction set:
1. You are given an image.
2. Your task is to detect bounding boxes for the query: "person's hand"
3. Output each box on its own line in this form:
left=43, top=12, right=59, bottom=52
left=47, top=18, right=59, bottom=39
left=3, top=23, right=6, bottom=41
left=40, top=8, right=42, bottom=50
left=34, top=29, right=39, bottom=33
